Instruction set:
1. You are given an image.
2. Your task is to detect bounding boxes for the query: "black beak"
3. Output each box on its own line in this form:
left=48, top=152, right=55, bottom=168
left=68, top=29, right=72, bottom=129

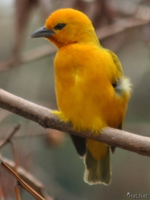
left=31, top=26, right=55, bottom=38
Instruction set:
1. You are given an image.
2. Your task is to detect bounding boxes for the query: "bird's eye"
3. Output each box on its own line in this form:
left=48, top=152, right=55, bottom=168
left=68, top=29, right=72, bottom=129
left=54, top=23, right=66, bottom=30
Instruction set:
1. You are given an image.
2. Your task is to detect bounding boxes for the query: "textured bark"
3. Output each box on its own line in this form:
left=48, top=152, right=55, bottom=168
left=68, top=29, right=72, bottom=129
left=0, top=89, right=150, bottom=156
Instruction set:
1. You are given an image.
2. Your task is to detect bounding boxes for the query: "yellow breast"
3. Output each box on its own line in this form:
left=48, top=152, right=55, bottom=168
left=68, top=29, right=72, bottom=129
left=54, top=43, right=129, bottom=131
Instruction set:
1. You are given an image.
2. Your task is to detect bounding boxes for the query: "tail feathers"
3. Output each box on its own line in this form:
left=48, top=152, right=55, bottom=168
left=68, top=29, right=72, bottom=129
left=84, top=147, right=111, bottom=185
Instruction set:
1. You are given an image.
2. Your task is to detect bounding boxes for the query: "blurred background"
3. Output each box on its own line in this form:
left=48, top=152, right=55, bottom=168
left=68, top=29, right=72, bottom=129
left=0, top=0, right=150, bottom=199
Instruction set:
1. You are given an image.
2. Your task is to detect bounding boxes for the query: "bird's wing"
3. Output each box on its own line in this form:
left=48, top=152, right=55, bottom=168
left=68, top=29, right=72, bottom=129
left=107, top=50, right=123, bottom=77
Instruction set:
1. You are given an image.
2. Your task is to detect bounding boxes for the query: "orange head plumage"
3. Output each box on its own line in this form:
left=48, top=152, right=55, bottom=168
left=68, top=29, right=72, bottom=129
left=31, top=8, right=99, bottom=48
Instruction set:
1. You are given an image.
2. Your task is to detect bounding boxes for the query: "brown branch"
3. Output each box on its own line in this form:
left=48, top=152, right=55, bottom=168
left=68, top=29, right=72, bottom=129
left=14, top=183, right=22, bottom=200
left=1, top=157, right=81, bottom=200
left=0, top=89, right=150, bottom=156
left=0, top=124, right=22, bottom=198
left=0, top=184, right=5, bottom=199
left=1, top=157, right=53, bottom=200
left=0, top=160, right=47, bottom=200
left=11, top=140, right=19, bottom=172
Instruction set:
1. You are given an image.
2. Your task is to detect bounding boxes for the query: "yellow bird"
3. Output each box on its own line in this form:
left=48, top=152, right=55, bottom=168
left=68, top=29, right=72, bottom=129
left=31, top=8, right=131, bottom=185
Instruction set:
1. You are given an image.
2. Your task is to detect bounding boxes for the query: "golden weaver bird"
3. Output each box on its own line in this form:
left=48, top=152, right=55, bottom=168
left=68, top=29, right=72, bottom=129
left=31, top=8, right=131, bottom=185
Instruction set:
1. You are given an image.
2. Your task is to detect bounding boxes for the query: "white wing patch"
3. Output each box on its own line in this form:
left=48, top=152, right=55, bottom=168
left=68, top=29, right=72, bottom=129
left=114, top=77, right=132, bottom=96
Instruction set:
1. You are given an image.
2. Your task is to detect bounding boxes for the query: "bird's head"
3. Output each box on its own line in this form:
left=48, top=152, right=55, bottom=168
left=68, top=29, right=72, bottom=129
left=31, top=8, right=99, bottom=48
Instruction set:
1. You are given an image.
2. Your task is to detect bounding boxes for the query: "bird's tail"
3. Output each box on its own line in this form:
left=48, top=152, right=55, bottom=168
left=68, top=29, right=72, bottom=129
left=84, top=146, right=111, bottom=185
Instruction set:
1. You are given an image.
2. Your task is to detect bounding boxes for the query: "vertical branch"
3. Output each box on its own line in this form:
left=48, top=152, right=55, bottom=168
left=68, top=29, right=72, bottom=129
left=10, top=136, right=20, bottom=198
left=0, top=124, right=21, bottom=199
left=14, top=183, right=21, bottom=200
left=0, top=185, right=5, bottom=200
left=0, top=124, right=22, bottom=199
left=10, top=141, right=19, bottom=172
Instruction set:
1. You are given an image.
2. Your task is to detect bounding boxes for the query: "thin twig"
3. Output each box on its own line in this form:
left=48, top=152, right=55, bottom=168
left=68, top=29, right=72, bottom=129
left=0, top=89, right=150, bottom=156
left=0, top=124, right=21, bottom=150
left=0, top=185, right=5, bottom=200
left=1, top=157, right=53, bottom=200
left=1, top=160, right=46, bottom=200
left=0, top=124, right=21, bottom=198
left=10, top=140, right=19, bottom=172
left=14, top=183, right=21, bottom=200
left=9, top=128, right=20, bottom=199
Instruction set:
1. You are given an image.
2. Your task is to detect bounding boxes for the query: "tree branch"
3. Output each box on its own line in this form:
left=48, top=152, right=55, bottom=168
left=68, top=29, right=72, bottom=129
left=1, top=160, right=46, bottom=200
left=0, top=89, right=150, bottom=156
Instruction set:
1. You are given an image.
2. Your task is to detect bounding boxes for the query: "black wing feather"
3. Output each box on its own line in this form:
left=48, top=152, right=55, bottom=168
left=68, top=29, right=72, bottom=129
left=70, top=135, right=86, bottom=157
